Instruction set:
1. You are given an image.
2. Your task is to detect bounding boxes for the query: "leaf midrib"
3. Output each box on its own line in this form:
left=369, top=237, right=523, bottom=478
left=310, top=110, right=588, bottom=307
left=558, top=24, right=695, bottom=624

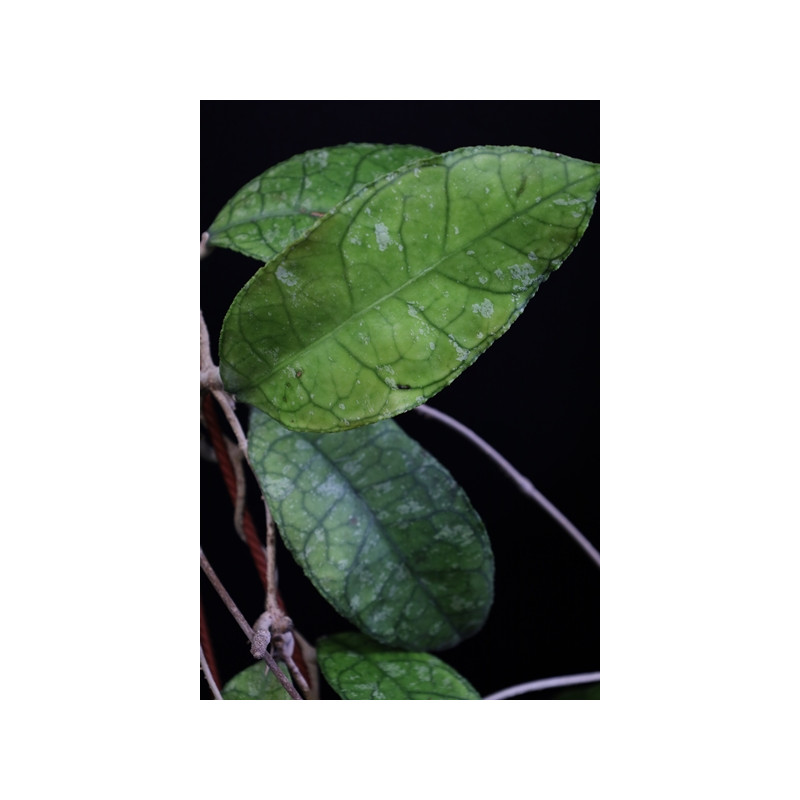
left=292, top=426, right=466, bottom=642
left=238, top=163, right=598, bottom=392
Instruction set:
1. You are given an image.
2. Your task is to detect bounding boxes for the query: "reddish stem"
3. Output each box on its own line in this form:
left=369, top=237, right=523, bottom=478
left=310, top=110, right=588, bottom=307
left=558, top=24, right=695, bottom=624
left=201, top=392, right=311, bottom=687
left=200, top=599, right=221, bottom=688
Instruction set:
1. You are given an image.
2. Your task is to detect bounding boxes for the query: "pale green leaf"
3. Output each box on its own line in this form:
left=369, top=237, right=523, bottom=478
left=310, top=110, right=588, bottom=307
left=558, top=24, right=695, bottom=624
left=317, top=632, right=480, bottom=699
left=220, top=145, right=599, bottom=432
left=207, top=143, right=435, bottom=262
left=221, top=661, right=293, bottom=700
left=248, top=409, right=494, bottom=652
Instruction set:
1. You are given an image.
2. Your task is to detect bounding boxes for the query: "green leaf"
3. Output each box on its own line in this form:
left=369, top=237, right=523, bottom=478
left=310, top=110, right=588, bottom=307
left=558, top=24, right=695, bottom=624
left=221, top=661, right=293, bottom=700
left=248, top=409, right=494, bottom=651
left=317, top=632, right=480, bottom=699
left=207, top=143, right=435, bottom=262
left=554, top=682, right=600, bottom=700
left=220, top=145, right=599, bottom=432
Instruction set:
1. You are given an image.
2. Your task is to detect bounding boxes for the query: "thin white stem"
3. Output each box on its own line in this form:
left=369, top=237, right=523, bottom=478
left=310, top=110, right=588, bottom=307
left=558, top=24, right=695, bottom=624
left=200, top=231, right=213, bottom=260
left=224, top=436, right=248, bottom=541
left=200, top=550, right=302, bottom=700
left=200, top=549, right=254, bottom=642
left=483, top=671, right=600, bottom=700
left=201, top=310, right=248, bottom=457
left=414, top=404, right=599, bottom=567
left=200, top=647, right=224, bottom=700
left=263, top=500, right=279, bottom=615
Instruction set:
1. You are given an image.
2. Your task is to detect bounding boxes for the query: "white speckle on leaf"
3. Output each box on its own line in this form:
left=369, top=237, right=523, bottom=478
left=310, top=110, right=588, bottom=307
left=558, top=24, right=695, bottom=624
left=264, top=476, right=293, bottom=501
left=429, top=341, right=436, bottom=350
left=413, top=167, right=421, bottom=177
left=472, top=299, right=494, bottom=318
left=527, top=252, right=538, bottom=260
left=453, top=226, right=459, bottom=235
left=318, top=474, right=344, bottom=497
left=553, top=196, right=584, bottom=206
left=466, top=250, right=475, bottom=256
left=374, top=222, right=391, bottom=251
left=276, top=266, right=298, bottom=286
left=397, top=499, right=425, bottom=515
left=485, top=186, right=490, bottom=194
left=494, top=268, right=504, bottom=278
left=307, top=149, right=328, bottom=168
left=382, top=662, right=405, bottom=678
left=448, top=334, right=469, bottom=362
left=508, top=263, right=539, bottom=289
left=338, top=403, right=345, bottom=410
left=477, top=274, right=488, bottom=285
left=350, top=235, right=362, bottom=245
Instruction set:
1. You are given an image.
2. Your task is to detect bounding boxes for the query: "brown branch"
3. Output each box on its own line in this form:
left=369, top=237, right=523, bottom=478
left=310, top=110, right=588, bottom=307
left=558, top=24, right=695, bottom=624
left=200, top=548, right=254, bottom=642
left=200, top=599, right=220, bottom=686
left=202, top=393, right=268, bottom=584
left=201, top=646, right=223, bottom=700
left=200, top=550, right=302, bottom=700
left=201, top=308, right=315, bottom=696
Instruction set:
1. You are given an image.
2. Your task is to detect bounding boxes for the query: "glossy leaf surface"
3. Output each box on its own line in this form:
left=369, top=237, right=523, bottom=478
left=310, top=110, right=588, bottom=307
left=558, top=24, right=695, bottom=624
left=317, top=632, right=480, bottom=699
left=221, top=661, right=292, bottom=700
left=207, top=143, right=434, bottom=262
left=248, top=409, right=494, bottom=651
left=220, top=145, right=599, bottom=432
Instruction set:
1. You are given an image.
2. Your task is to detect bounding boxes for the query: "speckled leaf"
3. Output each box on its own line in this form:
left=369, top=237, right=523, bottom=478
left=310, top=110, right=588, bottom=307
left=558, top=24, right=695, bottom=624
left=248, top=408, right=494, bottom=651
left=207, top=143, right=435, bottom=262
left=317, top=632, right=480, bottom=699
left=220, top=145, right=599, bottom=432
left=221, top=661, right=292, bottom=700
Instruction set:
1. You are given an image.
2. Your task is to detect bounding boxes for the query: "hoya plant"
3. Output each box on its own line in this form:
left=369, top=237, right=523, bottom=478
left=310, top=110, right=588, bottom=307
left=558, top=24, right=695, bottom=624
left=200, top=143, right=600, bottom=700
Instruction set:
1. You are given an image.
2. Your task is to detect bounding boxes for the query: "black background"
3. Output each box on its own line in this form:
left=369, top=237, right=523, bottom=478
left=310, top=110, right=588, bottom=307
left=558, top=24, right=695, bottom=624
left=201, top=100, right=599, bottom=699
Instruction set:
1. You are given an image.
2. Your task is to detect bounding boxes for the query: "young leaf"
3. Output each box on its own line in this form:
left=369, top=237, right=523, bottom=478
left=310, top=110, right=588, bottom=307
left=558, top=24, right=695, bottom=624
left=317, top=632, right=480, bottom=700
left=207, top=143, right=435, bottom=262
left=221, top=661, right=293, bottom=700
left=247, top=409, right=494, bottom=652
left=220, top=145, right=599, bottom=432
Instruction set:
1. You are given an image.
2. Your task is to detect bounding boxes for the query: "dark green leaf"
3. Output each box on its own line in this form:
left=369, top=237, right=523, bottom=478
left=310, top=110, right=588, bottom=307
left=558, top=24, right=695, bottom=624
left=220, top=145, right=599, bottom=432
left=248, top=409, right=494, bottom=651
left=318, top=632, right=480, bottom=699
left=207, top=143, right=435, bottom=262
left=221, top=661, right=293, bottom=700
left=554, top=682, right=600, bottom=700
